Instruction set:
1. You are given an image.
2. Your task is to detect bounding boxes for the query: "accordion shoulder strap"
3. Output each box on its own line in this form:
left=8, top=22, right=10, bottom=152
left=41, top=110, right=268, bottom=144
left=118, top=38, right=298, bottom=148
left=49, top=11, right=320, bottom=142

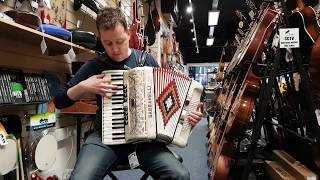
left=138, top=50, right=148, bottom=67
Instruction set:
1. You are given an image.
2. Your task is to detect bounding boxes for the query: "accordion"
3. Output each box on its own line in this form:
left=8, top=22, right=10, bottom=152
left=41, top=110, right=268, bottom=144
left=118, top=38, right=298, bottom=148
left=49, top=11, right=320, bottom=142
left=102, top=67, right=203, bottom=147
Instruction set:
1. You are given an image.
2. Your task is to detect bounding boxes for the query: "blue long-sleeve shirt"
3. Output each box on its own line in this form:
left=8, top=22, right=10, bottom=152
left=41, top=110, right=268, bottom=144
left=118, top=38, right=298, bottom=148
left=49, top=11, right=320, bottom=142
left=54, top=49, right=159, bottom=134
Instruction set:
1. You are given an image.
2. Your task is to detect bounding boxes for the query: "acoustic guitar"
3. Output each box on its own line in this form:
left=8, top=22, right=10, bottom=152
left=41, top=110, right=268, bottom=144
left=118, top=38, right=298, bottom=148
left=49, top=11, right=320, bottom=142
left=309, top=32, right=320, bottom=103
left=226, top=3, right=278, bottom=74
left=289, top=0, right=320, bottom=51
left=208, top=73, right=240, bottom=172
left=210, top=3, right=278, bottom=179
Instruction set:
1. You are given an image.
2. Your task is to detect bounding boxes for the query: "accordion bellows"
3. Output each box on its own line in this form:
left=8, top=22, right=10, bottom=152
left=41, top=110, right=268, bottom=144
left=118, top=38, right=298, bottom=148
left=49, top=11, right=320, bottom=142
left=102, top=67, right=203, bottom=147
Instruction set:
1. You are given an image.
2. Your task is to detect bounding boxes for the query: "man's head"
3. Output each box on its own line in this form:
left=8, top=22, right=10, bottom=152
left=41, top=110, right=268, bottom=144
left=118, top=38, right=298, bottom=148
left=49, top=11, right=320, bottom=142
left=96, top=8, right=130, bottom=62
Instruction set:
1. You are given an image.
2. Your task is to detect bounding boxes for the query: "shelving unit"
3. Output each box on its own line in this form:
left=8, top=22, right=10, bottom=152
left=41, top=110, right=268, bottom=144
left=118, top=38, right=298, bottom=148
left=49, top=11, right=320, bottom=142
left=0, top=18, right=95, bottom=56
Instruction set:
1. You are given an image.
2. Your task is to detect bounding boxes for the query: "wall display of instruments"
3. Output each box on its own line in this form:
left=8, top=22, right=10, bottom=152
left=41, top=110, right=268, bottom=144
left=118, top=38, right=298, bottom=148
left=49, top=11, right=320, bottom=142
left=0, top=70, right=52, bottom=105
left=101, top=67, right=203, bottom=147
left=207, top=0, right=320, bottom=179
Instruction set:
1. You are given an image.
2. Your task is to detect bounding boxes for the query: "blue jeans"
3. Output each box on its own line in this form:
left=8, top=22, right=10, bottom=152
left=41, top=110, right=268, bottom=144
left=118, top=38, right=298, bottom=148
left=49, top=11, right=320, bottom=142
left=69, top=131, right=190, bottom=180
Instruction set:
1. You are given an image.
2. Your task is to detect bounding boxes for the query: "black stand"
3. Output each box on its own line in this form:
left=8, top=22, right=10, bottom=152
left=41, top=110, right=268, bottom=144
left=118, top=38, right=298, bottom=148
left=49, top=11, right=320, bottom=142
left=76, top=116, right=82, bottom=155
left=241, top=46, right=282, bottom=180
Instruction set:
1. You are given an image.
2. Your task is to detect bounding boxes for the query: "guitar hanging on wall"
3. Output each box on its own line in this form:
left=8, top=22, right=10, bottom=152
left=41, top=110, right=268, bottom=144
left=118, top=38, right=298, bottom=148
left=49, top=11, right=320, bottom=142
left=129, top=0, right=143, bottom=50
left=144, top=0, right=156, bottom=46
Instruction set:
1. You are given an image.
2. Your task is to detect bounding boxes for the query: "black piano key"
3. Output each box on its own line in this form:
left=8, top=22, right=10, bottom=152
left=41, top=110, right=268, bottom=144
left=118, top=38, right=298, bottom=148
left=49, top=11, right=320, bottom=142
left=112, top=126, right=125, bottom=129
left=111, top=97, right=124, bottom=100
left=112, top=94, right=124, bottom=97
left=112, top=107, right=123, bottom=111
left=112, top=121, right=124, bottom=124
left=111, top=78, right=124, bottom=81
left=112, top=102, right=123, bottom=105
left=112, top=132, right=125, bottom=136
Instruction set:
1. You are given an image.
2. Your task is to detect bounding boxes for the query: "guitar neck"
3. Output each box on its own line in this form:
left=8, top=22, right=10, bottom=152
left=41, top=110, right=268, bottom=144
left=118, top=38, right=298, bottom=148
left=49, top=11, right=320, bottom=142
left=131, top=1, right=139, bottom=24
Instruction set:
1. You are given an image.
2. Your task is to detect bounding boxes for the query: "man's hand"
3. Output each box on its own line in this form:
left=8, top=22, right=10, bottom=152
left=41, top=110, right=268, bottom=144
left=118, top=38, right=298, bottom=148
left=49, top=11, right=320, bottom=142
left=79, top=74, right=118, bottom=98
left=68, top=74, right=119, bottom=101
left=188, top=102, right=204, bottom=127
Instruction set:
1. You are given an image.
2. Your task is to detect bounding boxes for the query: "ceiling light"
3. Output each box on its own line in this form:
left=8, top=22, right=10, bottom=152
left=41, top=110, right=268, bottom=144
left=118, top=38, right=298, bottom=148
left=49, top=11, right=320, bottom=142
left=206, top=38, right=214, bottom=46
left=191, top=29, right=194, bottom=32
left=186, top=6, right=193, bottom=13
left=209, top=26, right=214, bottom=36
left=190, top=19, right=193, bottom=23
left=208, top=10, right=220, bottom=26
left=192, top=38, right=196, bottom=41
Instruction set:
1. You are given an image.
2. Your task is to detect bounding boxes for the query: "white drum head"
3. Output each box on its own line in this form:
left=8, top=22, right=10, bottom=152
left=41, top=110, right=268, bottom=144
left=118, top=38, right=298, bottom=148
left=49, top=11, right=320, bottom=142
left=0, top=139, right=17, bottom=175
left=35, top=134, right=58, bottom=171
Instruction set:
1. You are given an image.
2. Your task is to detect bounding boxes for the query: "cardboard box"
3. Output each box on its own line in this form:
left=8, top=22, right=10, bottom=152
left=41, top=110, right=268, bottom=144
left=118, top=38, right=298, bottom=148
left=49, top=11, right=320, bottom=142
left=265, top=160, right=295, bottom=180
left=273, top=150, right=318, bottom=180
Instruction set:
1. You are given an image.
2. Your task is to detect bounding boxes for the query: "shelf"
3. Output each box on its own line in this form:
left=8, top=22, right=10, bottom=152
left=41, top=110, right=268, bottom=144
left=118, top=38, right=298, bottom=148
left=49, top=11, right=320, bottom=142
left=0, top=18, right=95, bottom=56
left=0, top=101, right=47, bottom=107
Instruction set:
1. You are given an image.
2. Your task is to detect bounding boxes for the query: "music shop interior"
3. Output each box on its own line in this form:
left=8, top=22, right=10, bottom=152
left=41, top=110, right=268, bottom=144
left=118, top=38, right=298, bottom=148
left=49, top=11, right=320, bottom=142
left=1, top=0, right=320, bottom=179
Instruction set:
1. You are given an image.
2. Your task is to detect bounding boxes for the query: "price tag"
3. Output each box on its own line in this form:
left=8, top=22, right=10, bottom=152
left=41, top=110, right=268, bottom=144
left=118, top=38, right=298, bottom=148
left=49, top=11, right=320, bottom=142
left=0, top=123, right=8, bottom=146
left=128, top=151, right=139, bottom=169
left=68, top=48, right=76, bottom=60
left=40, top=38, right=47, bottom=54
left=315, top=109, right=320, bottom=126
left=279, top=28, right=300, bottom=48
left=248, top=10, right=255, bottom=20
left=0, top=133, right=8, bottom=146
left=31, top=0, right=39, bottom=9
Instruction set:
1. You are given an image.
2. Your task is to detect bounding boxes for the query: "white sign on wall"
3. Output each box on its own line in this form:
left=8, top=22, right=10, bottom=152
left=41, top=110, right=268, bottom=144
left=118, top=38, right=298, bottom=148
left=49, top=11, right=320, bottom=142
left=279, top=28, right=299, bottom=48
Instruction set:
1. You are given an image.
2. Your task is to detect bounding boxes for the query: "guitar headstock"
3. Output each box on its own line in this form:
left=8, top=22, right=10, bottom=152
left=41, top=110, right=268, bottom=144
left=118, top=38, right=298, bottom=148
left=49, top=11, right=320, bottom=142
left=235, top=9, right=249, bottom=29
left=245, top=0, right=258, bottom=20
